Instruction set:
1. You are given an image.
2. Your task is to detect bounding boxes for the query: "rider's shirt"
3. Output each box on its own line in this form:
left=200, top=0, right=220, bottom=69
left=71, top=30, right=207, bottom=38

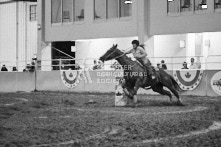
left=131, top=46, right=149, bottom=64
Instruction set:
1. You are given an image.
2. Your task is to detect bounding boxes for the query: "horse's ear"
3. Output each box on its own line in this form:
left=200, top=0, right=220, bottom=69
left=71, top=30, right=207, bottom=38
left=114, top=44, right=118, bottom=48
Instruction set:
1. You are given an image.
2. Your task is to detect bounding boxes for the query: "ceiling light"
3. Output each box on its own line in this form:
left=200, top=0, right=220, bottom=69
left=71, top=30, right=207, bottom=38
left=124, top=0, right=132, bottom=4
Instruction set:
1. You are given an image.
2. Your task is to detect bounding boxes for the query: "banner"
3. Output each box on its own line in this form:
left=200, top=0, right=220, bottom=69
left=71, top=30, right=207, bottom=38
left=173, top=70, right=203, bottom=90
left=60, top=70, right=83, bottom=89
left=211, top=71, right=221, bottom=96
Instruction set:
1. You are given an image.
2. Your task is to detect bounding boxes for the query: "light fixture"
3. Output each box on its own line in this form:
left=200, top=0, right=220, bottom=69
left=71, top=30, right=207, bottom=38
left=201, top=4, right=207, bottom=9
left=124, top=0, right=132, bottom=4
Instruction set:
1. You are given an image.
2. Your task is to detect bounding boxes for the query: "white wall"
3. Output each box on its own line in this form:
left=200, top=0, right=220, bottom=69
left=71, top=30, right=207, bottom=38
left=41, top=44, right=52, bottom=71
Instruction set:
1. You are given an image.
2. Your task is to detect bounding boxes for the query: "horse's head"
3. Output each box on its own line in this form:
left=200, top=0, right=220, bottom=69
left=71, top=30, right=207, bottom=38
left=99, top=44, right=122, bottom=62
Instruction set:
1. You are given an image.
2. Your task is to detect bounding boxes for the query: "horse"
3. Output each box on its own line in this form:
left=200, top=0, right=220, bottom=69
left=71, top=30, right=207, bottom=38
left=99, top=44, right=184, bottom=106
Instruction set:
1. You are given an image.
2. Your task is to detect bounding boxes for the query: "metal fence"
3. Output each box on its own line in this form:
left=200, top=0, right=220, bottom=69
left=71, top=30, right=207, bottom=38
left=1, top=55, right=220, bottom=72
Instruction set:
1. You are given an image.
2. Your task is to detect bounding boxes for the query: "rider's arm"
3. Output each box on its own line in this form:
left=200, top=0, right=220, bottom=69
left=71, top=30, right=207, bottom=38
left=134, top=47, right=147, bottom=58
left=123, top=49, right=132, bottom=54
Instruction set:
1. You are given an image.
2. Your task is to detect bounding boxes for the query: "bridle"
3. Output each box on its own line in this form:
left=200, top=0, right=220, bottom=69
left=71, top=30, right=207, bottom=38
left=104, top=48, right=125, bottom=61
left=103, top=47, right=137, bottom=68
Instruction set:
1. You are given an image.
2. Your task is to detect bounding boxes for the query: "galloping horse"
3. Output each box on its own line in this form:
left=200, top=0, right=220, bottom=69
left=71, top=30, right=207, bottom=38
left=99, top=44, right=184, bottom=106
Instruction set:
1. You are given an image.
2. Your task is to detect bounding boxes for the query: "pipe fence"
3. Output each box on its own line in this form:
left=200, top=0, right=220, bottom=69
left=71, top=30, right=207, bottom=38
left=0, top=55, right=220, bottom=72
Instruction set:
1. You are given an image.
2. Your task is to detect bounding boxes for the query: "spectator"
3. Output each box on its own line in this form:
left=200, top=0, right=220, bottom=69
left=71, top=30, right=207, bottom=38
left=29, top=61, right=35, bottom=72
left=182, top=62, right=188, bottom=69
left=161, top=60, right=167, bottom=70
left=75, top=63, right=82, bottom=70
left=1, top=65, right=8, bottom=71
left=12, top=67, right=17, bottom=71
left=97, top=61, right=103, bottom=70
left=23, top=64, right=31, bottom=72
left=157, top=63, right=161, bottom=69
left=92, top=60, right=99, bottom=70
left=196, top=57, right=201, bottom=69
left=189, top=58, right=197, bottom=69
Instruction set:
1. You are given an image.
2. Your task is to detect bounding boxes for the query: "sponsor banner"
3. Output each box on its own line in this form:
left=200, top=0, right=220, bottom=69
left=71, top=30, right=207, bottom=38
left=60, top=70, right=83, bottom=89
left=173, top=70, right=203, bottom=90
left=211, top=71, right=221, bottom=96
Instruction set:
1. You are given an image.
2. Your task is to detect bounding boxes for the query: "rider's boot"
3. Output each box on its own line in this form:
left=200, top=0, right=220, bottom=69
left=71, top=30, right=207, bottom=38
left=145, top=64, right=156, bottom=80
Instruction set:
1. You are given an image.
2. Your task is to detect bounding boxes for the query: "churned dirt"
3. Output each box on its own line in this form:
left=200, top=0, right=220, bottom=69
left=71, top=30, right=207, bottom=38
left=0, top=92, right=221, bottom=147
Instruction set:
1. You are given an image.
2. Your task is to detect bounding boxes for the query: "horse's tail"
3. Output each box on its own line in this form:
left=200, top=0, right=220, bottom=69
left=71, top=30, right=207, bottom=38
left=169, top=74, right=184, bottom=92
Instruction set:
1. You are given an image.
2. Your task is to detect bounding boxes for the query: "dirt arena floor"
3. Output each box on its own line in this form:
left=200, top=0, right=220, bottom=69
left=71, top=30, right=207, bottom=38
left=0, top=92, right=221, bottom=147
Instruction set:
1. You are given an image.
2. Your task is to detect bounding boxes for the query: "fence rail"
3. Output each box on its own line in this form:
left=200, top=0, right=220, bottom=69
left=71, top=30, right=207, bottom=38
left=0, top=55, right=221, bottom=72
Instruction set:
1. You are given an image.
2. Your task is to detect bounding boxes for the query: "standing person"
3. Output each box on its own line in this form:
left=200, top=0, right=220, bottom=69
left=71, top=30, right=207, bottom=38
left=92, top=60, right=98, bottom=70
left=161, top=60, right=167, bottom=70
left=1, top=65, right=8, bottom=71
left=12, top=67, right=17, bottom=71
left=123, top=40, right=156, bottom=80
left=189, top=58, right=197, bottom=69
left=181, top=62, right=189, bottom=69
left=29, top=61, right=35, bottom=72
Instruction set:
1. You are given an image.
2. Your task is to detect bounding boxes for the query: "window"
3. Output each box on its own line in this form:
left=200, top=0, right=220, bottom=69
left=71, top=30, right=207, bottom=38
left=120, top=0, right=132, bottom=17
left=181, top=0, right=192, bottom=12
left=52, top=0, right=61, bottom=23
left=215, top=0, right=221, bottom=9
left=62, top=0, right=72, bottom=22
left=74, top=0, right=85, bottom=21
left=94, top=0, right=132, bottom=20
left=30, top=5, right=37, bottom=21
left=195, top=0, right=207, bottom=11
left=51, top=0, right=85, bottom=24
left=167, top=0, right=180, bottom=14
left=167, top=0, right=209, bottom=14
left=107, top=0, right=118, bottom=19
left=94, top=0, right=106, bottom=19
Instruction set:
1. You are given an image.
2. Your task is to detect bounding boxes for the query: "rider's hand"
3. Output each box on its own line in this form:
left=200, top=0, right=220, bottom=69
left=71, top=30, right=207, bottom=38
left=134, top=54, right=139, bottom=58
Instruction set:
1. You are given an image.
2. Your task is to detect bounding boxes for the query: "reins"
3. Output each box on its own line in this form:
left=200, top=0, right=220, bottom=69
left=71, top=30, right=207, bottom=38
left=104, top=48, right=125, bottom=61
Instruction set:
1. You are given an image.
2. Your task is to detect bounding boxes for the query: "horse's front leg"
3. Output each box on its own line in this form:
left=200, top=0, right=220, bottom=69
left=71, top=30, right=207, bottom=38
left=130, top=79, right=143, bottom=104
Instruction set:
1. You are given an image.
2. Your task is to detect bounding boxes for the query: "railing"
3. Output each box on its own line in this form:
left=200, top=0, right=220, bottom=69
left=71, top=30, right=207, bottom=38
left=0, top=55, right=220, bottom=72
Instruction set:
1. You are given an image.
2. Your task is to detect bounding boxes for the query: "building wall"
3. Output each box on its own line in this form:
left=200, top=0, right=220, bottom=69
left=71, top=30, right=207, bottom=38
left=149, top=0, right=221, bottom=35
left=0, top=1, right=37, bottom=71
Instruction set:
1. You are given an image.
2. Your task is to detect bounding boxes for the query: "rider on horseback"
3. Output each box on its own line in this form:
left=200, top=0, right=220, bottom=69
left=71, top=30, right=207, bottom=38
left=123, top=40, right=156, bottom=80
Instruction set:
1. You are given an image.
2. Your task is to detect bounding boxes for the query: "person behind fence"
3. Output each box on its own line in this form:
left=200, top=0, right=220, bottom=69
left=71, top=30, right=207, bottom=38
left=75, top=63, right=82, bottom=70
left=92, top=60, right=98, bottom=70
left=161, top=60, right=167, bottom=70
left=182, top=62, right=189, bottom=69
left=1, top=64, right=8, bottom=71
left=189, top=58, right=197, bottom=69
left=29, top=61, right=35, bottom=72
left=23, top=64, right=31, bottom=72
left=123, top=40, right=156, bottom=80
left=12, top=67, right=17, bottom=71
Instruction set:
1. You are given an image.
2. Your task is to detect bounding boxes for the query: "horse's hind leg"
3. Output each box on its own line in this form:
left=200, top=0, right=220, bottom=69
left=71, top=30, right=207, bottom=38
left=152, top=85, right=173, bottom=103
left=167, top=86, right=184, bottom=106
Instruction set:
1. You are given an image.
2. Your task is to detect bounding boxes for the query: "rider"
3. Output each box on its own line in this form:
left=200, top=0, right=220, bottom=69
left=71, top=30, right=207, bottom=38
left=123, top=40, right=156, bottom=80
